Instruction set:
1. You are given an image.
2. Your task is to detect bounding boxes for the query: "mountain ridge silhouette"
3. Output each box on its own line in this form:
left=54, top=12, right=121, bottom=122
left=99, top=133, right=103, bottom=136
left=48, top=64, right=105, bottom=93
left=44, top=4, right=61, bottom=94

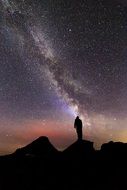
left=7, top=136, right=127, bottom=160
left=1, top=136, right=127, bottom=190
left=13, top=136, right=59, bottom=157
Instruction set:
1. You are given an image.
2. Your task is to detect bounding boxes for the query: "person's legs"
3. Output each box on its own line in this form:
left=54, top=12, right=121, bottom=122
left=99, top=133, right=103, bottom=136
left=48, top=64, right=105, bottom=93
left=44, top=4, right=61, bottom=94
left=79, top=127, right=82, bottom=140
left=77, top=127, right=82, bottom=140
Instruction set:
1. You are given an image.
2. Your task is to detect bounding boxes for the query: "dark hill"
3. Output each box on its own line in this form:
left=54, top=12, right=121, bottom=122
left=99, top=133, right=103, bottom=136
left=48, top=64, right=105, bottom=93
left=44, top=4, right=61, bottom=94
left=100, top=141, right=127, bottom=160
left=13, top=136, right=59, bottom=157
left=63, top=139, right=95, bottom=159
left=1, top=137, right=127, bottom=190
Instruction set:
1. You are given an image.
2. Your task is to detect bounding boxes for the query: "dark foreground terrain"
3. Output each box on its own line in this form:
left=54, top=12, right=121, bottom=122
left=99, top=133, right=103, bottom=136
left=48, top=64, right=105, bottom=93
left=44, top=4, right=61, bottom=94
left=0, top=136, right=127, bottom=190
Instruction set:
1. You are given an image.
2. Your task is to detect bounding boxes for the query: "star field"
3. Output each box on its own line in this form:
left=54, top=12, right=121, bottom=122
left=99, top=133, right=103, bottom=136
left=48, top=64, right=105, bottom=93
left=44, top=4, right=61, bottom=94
left=0, top=0, right=127, bottom=154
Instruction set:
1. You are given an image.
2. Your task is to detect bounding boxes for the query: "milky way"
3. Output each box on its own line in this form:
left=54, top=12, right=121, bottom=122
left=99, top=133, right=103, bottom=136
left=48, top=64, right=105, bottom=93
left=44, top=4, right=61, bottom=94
left=0, top=0, right=127, bottom=154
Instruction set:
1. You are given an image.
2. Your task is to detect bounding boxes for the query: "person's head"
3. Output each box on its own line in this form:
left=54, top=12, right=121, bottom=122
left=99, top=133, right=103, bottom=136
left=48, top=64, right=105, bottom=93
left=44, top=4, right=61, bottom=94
left=76, top=116, right=79, bottom=119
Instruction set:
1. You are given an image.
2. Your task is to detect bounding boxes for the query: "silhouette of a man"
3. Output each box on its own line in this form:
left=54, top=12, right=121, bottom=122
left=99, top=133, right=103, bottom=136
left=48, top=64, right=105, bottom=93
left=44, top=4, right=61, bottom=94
left=74, top=116, right=83, bottom=140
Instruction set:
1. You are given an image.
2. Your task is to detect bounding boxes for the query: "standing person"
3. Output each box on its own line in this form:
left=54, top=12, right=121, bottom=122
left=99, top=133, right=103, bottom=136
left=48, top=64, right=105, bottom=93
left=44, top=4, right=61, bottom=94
left=74, top=116, right=83, bottom=140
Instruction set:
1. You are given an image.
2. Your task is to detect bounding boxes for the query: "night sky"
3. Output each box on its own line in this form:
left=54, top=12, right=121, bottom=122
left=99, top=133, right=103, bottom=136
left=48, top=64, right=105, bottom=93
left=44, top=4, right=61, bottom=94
left=0, top=0, right=127, bottom=154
